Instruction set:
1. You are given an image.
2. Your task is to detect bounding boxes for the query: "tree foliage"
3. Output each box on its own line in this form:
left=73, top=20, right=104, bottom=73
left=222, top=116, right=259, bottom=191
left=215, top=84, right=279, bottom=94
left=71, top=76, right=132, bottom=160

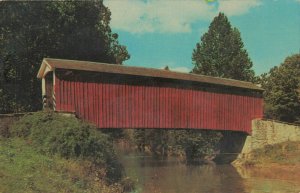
left=192, top=12, right=255, bottom=82
left=133, top=129, right=222, bottom=163
left=170, top=130, right=222, bottom=163
left=133, top=129, right=169, bottom=157
left=0, top=1, right=129, bottom=113
left=260, top=54, right=300, bottom=123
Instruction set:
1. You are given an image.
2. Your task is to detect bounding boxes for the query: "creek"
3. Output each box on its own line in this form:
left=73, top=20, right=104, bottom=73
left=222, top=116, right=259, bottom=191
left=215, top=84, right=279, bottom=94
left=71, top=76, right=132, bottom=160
left=116, top=145, right=300, bottom=193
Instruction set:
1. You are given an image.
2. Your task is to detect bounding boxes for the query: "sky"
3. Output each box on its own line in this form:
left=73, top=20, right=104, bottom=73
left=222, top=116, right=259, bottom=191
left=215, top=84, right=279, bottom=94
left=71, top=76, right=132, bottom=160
left=104, top=0, right=300, bottom=75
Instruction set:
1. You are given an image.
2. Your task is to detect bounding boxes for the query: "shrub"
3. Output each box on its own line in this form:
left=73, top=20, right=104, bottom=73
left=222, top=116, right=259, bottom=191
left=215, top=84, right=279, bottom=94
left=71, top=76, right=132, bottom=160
left=11, top=111, right=123, bottom=183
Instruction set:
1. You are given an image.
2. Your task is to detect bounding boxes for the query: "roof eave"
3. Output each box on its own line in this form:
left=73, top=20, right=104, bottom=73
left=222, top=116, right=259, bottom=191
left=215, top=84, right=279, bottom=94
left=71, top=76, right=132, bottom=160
left=37, top=58, right=264, bottom=91
left=37, top=59, right=54, bottom=79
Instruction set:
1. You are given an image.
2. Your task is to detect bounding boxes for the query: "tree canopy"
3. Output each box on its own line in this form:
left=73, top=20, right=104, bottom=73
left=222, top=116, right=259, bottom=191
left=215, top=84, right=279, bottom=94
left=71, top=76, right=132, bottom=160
left=192, top=12, right=255, bottom=82
left=0, top=1, right=129, bottom=113
left=261, top=54, right=300, bottom=123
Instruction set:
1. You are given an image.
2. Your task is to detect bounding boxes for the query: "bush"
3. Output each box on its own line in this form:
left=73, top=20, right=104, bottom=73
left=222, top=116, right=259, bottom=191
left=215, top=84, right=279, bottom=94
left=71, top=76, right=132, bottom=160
left=11, top=111, right=123, bottom=183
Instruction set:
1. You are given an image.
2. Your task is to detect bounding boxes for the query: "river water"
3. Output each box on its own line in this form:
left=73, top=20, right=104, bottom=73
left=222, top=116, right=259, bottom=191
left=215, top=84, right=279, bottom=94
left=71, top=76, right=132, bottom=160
left=116, top=148, right=300, bottom=193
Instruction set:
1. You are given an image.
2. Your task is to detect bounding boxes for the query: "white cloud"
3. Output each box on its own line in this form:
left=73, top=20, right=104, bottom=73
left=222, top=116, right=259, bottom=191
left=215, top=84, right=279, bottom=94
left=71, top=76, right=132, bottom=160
left=296, top=0, right=300, bottom=3
left=159, top=63, right=191, bottom=73
left=218, top=0, right=262, bottom=16
left=104, top=0, right=262, bottom=34
left=171, top=66, right=191, bottom=73
left=105, top=0, right=214, bottom=33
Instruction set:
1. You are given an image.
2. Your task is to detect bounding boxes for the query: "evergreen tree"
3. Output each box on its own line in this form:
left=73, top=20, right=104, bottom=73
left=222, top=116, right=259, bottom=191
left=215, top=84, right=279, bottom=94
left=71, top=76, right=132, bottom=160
left=191, top=13, right=254, bottom=157
left=261, top=54, right=300, bottom=123
left=0, top=1, right=130, bottom=113
left=192, top=13, right=254, bottom=82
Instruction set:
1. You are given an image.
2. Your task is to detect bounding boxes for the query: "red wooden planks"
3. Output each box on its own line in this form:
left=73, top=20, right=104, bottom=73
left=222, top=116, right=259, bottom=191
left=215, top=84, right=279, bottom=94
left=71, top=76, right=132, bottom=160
left=54, top=74, right=263, bottom=133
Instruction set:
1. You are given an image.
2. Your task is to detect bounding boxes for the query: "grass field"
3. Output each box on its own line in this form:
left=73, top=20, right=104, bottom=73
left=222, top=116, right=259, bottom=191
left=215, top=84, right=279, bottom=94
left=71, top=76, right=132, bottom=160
left=0, top=111, right=135, bottom=193
left=0, top=137, right=127, bottom=193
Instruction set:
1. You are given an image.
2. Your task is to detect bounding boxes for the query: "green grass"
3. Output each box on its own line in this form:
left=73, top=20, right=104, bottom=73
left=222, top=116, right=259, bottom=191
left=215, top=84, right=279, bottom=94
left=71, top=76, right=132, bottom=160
left=0, top=138, right=120, bottom=193
left=10, top=111, right=123, bottom=183
left=248, top=141, right=300, bottom=165
left=0, top=111, right=135, bottom=193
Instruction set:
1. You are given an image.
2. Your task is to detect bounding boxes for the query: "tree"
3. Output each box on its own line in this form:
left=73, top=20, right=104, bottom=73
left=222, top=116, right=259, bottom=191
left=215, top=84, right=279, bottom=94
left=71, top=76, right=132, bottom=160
left=191, top=13, right=254, bottom=162
left=170, top=130, right=222, bottom=164
left=192, top=12, right=255, bottom=82
left=133, top=129, right=169, bottom=157
left=133, top=129, right=146, bottom=152
left=261, top=54, right=300, bottom=123
left=0, top=1, right=130, bottom=113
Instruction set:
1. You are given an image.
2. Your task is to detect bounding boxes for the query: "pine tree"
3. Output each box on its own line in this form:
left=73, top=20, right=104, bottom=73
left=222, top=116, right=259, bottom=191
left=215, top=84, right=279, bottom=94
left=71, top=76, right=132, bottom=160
left=192, top=13, right=254, bottom=82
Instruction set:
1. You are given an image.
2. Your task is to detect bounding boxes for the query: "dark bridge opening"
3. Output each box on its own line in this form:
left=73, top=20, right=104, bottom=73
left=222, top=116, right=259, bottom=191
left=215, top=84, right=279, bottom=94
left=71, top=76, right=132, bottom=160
left=214, top=131, right=248, bottom=164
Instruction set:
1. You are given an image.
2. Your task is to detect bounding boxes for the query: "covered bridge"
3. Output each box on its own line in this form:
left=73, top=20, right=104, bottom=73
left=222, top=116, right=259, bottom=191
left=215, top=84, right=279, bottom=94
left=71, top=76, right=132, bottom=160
left=37, top=58, right=263, bottom=134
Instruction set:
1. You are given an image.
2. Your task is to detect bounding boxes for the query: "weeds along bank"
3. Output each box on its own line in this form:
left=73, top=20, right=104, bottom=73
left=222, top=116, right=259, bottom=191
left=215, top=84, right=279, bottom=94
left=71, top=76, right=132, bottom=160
left=232, top=140, right=300, bottom=182
left=234, top=141, right=300, bottom=166
left=0, top=111, right=134, bottom=193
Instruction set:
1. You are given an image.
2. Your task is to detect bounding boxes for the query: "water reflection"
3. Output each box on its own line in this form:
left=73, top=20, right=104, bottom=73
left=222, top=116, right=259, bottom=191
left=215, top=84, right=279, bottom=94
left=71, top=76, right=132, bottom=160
left=119, top=153, right=245, bottom=193
left=237, top=166, right=300, bottom=193
left=117, top=150, right=300, bottom=193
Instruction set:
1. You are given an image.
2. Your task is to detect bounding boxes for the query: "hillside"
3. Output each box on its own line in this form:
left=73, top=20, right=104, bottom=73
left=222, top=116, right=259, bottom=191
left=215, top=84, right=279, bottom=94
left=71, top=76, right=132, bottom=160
left=0, top=111, right=134, bottom=193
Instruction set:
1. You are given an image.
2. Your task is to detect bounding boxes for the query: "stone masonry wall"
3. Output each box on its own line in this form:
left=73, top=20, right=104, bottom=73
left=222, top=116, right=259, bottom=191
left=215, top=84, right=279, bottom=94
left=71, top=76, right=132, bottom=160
left=241, top=119, right=300, bottom=154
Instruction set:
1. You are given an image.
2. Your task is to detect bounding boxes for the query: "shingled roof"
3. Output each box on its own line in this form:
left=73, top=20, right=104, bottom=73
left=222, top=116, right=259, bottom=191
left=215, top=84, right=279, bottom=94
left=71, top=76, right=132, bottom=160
left=37, top=58, right=263, bottom=91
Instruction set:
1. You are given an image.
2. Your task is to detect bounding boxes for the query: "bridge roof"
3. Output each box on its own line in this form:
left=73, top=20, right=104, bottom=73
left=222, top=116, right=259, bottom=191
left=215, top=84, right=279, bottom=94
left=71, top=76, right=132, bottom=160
left=37, top=58, right=263, bottom=91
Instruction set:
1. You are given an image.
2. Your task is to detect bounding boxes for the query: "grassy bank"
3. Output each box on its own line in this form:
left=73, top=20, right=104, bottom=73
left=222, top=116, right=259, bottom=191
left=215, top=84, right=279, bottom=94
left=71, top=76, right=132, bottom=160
left=248, top=141, right=300, bottom=165
left=233, top=141, right=300, bottom=183
left=0, top=138, right=125, bottom=193
left=235, top=141, right=300, bottom=167
left=0, top=111, right=134, bottom=193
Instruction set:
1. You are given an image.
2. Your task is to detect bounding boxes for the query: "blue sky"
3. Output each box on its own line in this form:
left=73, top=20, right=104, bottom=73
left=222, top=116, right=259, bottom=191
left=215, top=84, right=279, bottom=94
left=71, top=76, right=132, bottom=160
left=104, top=0, right=300, bottom=75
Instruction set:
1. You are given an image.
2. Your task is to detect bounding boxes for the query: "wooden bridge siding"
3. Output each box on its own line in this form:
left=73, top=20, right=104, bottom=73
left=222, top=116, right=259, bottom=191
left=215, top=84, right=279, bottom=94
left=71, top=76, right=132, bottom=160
left=55, top=76, right=263, bottom=134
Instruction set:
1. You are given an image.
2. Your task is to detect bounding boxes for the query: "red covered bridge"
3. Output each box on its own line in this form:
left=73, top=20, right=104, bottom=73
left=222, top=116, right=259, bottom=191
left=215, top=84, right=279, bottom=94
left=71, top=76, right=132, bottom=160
left=37, top=58, right=263, bottom=134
